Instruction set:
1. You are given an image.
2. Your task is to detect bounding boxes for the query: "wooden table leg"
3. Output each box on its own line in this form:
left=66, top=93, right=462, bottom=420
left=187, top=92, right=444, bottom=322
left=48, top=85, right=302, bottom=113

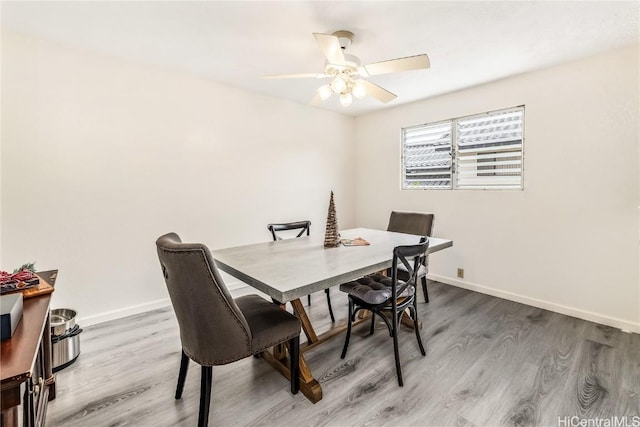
left=261, top=349, right=323, bottom=403
left=401, top=310, right=423, bottom=329
left=259, top=298, right=323, bottom=403
left=260, top=297, right=376, bottom=404
left=290, top=299, right=318, bottom=343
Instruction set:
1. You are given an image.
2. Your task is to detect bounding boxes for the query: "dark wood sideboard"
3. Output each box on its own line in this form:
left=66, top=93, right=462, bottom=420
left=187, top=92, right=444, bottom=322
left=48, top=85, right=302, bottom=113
left=1, top=274, right=56, bottom=427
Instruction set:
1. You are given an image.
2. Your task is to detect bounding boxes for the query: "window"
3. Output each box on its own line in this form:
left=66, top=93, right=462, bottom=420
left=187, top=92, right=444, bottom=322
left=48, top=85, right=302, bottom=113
left=402, top=106, right=524, bottom=190
left=402, top=121, right=453, bottom=189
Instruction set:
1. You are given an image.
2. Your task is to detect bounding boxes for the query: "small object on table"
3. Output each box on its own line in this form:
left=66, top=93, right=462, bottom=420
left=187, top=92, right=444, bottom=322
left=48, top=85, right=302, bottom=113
left=340, top=237, right=370, bottom=246
left=0, top=269, right=40, bottom=295
left=0, top=293, right=24, bottom=341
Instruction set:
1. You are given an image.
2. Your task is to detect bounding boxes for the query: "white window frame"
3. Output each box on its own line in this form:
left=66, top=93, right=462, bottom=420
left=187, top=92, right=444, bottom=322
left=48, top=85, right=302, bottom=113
left=401, top=106, right=525, bottom=191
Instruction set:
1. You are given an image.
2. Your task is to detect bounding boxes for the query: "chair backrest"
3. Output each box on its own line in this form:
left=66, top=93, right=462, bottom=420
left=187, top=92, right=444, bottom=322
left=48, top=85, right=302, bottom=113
left=267, top=220, right=311, bottom=241
left=387, top=211, right=434, bottom=237
left=391, top=237, right=430, bottom=298
left=156, top=232, right=252, bottom=365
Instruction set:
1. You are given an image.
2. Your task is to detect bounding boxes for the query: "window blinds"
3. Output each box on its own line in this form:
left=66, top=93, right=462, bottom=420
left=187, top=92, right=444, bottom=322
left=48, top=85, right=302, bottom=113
left=402, top=121, right=453, bottom=189
left=455, top=108, right=524, bottom=189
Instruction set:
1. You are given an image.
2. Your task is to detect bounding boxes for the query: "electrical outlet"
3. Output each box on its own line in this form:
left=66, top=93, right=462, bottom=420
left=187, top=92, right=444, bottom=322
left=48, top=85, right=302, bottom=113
left=457, top=268, right=464, bottom=279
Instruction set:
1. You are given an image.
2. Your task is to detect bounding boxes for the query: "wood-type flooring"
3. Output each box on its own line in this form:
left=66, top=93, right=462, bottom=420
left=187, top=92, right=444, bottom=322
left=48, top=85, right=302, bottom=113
left=47, top=281, right=640, bottom=426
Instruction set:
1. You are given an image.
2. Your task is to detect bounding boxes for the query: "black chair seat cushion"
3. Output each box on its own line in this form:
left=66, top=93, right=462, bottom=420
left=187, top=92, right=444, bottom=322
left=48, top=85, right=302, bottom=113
left=235, top=295, right=301, bottom=353
left=339, top=274, right=415, bottom=305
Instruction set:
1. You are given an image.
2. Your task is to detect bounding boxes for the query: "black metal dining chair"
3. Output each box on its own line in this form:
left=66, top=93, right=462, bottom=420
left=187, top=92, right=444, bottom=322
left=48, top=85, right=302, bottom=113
left=387, top=211, right=435, bottom=303
left=156, top=232, right=301, bottom=427
left=339, top=238, right=429, bottom=386
left=267, top=221, right=335, bottom=322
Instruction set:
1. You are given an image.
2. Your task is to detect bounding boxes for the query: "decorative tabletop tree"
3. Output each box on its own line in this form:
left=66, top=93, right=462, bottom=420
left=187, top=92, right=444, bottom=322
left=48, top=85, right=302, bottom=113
left=324, top=191, right=341, bottom=248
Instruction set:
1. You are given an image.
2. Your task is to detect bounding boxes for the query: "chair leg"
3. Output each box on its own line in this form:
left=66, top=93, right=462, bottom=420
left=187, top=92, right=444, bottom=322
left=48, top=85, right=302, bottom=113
left=341, top=299, right=354, bottom=359
left=412, top=299, right=426, bottom=356
left=307, top=294, right=311, bottom=306
left=391, top=310, right=403, bottom=387
left=325, top=288, right=335, bottom=322
left=198, top=366, right=212, bottom=427
left=175, top=350, right=190, bottom=399
left=289, top=335, right=300, bottom=394
left=369, top=312, right=376, bottom=336
left=421, top=276, right=429, bottom=303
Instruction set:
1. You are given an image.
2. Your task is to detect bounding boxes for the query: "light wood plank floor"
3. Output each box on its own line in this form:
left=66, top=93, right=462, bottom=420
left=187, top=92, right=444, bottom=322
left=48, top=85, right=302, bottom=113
left=47, top=282, right=640, bottom=426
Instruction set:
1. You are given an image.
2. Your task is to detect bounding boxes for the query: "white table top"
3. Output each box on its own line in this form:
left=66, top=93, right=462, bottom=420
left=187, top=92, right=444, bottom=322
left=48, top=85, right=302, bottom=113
left=211, top=228, right=453, bottom=303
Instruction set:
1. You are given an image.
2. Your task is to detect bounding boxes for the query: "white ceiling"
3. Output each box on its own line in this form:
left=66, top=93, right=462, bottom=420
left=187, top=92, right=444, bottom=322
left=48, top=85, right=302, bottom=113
left=2, top=1, right=639, bottom=117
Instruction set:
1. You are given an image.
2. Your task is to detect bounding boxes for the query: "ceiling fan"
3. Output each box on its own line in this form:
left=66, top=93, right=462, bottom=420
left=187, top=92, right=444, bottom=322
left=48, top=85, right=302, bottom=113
left=262, top=30, right=431, bottom=107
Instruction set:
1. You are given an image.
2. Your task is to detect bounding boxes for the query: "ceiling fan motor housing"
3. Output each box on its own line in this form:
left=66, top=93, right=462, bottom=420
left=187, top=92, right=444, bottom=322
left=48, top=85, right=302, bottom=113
left=332, top=30, right=354, bottom=50
left=324, top=53, right=361, bottom=76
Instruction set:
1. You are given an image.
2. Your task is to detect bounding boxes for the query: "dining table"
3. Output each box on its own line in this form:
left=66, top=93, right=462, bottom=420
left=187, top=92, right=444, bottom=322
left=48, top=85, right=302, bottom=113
left=210, top=227, right=453, bottom=403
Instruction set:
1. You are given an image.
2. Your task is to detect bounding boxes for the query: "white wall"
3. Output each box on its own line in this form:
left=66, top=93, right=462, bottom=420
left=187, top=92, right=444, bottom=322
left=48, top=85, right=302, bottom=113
left=2, top=31, right=638, bottom=333
left=1, top=31, right=356, bottom=325
left=354, top=45, right=640, bottom=332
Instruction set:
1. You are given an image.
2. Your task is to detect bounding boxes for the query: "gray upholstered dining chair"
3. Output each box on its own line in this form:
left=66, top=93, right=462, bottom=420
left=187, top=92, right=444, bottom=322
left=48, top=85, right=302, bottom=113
left=156, top=232, right=301, bottom=427
left=267, top=221, right=336, bottom=322
left=387, top=211, right=435, bottom=303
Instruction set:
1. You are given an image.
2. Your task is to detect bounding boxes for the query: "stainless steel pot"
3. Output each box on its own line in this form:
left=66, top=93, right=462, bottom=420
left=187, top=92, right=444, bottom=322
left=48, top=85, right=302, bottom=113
left=52, top=324, right=82, bottom=371
left=51, top=308, right=76, bottom=336
left=50, top=308, right=82, bottom=372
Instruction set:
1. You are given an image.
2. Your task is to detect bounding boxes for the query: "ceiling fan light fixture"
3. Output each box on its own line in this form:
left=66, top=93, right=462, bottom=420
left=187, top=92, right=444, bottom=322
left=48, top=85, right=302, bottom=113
left=352, top=80, right=367, bottom=99
left=317, top=84, right=332, bottom=100
left=330, top=75, right=347, bottom=93
left=340, top=93, right=353, bottom=107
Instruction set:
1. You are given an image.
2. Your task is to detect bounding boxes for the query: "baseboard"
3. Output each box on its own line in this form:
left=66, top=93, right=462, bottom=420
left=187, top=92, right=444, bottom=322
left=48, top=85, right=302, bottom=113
left=429, top=274, right=640, bottom=334
left=77, top=279, right=247, bottom=327
left=78, top=277, right=639, bottom=334
left=78, top=298, right=171, bottom=327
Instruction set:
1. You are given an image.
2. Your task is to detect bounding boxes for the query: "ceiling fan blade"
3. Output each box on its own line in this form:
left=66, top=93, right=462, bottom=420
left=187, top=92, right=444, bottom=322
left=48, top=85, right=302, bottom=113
left=313, top=33, right=346, bottom=65
left=363, top=54, right=430, bottom=76
left=261, top=73, right=326, bottom=79
left=361, top=80, right=397, bottom=103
